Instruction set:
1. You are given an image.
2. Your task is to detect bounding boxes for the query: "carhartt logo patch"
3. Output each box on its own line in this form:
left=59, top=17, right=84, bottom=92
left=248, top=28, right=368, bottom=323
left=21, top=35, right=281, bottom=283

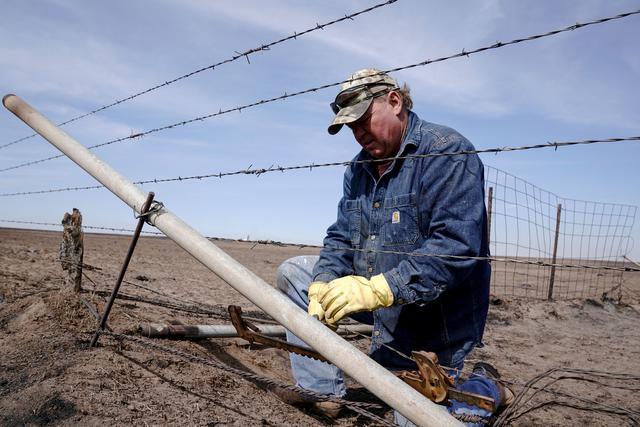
left=392, top=210, right=400, bottom=224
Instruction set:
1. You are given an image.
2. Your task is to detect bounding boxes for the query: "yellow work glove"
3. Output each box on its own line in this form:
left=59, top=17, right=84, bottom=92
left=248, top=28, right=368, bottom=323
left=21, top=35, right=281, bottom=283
left=307, top=281, right=329, bottom=321
left=318, top=274, right=394, bottom=325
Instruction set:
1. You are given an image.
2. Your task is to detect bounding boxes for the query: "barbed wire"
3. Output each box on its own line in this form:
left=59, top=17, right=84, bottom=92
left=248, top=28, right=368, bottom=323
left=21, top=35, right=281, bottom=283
left=90, top=294, right=637, bottom=425
left=44, top=260, right=277, bottom=323
left=1, top=135, right=638, bottom=197
left=364, top=331, right=640, bottom=424
left=0, top=0, right=398, bottom=152
left=348, top=331, right=640, bottom=425
left=3, top=218, right=639, bottom=272
left=0, top=219, right=163, bottom=235
left=326, top=246, right=640, bottom=272
left=103, top=327, right=637, bottom=426
left=12, top=245, right=638, bottom=423
left=98, top=331, right=393, bottom=425
left=2, top=8, right=638, bottom=173
left=494, top=368, right=640, bottom=425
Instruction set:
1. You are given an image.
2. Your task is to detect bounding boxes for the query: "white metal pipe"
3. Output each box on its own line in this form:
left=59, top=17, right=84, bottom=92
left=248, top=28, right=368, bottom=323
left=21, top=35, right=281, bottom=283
left=3, top=94, right=460, bottom=427
left=139, top=322, right=374, bottom=338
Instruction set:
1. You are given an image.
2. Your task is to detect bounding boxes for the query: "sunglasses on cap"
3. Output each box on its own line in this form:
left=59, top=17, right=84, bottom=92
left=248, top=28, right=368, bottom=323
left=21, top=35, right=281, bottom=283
left=330, top=84, right=397, bottom=114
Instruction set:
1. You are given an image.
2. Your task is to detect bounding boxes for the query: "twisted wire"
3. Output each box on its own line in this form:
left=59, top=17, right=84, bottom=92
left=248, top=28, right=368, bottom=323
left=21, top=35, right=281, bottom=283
left=100, top=331, right=393, bottom=425
left=2, top=8, right=638, bottom=172
left=100, top=331, right=489, bottom=425
left=95, top=305, right=640, bottom=426
left=48, top=252, right=640, bottom=424
left=1, top=135, right=638, bottom=196
left=0, top=0, right=398, bottom=151
left=55, top=259, right=277, bottom=324
left=72, top=249, right=640, bottom=424
left=494, top=368, right=640, bottom=426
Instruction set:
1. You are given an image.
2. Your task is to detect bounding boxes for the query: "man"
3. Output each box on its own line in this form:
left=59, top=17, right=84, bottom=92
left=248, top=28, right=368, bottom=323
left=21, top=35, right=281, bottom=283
left=277, top=68, right=511, bottom=423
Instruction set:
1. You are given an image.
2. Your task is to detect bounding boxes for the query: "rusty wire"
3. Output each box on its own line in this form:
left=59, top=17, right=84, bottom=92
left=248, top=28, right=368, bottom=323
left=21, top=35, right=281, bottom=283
left=494, top=368, right=640, bottom=426
left=339, top=331, right=640, bottom=424
left=48, top=248, right=640, bottom=423
left=98, top=307, right=639, bottom=426
left=44, top=240, right=640, bottom=422
left=87, top=292, right=637, bottom=426
left=2, top=8, right=639, bottom=173
left=0, top=0, right=398, bottom=152
left=98, top=330, right=493, bottom=425
left=2, top=218, right=639, bottom=272
left=57, top=231, right=640, bottom=424
left=99, top=331, right=393, bottom=425
left=59, top=257, right=277, bottom=324
left=1, top=135, right=638, bottom=197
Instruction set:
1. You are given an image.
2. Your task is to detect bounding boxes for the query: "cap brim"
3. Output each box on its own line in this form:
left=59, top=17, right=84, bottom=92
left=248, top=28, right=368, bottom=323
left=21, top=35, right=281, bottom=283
left=327, top=97, right=373, bottom=135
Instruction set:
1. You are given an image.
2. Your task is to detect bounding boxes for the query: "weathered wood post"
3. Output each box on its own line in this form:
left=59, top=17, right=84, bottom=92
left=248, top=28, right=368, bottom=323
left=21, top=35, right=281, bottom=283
left=59, top=208, right=83, bottom=292
left=547, top=203, right=562, bottom=300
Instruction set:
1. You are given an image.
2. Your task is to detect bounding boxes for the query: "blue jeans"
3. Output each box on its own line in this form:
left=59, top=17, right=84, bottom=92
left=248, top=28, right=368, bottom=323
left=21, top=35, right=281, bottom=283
left=277, top=256, right=501, bottom=426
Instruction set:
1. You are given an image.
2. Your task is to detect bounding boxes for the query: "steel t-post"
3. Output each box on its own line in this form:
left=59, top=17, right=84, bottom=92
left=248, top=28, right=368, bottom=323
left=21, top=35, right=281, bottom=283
left=89, top=191, right=155, bottom=348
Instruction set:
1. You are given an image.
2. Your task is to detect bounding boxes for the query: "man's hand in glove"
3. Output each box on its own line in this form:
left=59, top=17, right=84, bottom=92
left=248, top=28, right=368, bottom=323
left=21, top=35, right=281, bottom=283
left=307, top=281, right=329, bottom=321
left=317, top=274, right=394, bottom=325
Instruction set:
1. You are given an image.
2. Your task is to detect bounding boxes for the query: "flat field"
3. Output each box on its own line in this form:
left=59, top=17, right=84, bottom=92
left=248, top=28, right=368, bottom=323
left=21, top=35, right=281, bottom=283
left=1, top=228, right=639, bottom=426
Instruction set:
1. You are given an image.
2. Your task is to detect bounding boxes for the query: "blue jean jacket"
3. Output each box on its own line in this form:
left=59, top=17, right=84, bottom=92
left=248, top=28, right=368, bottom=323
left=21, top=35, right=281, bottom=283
left=312, top=111, right=491, bottom=370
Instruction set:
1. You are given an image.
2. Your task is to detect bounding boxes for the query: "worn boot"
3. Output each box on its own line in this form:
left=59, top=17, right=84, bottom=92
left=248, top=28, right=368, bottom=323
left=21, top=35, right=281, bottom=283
left=312, top=401, right=342, bottom=418
left=471, top=362, right=515, bottom=409
left=268, top=385, right=342, bottom=418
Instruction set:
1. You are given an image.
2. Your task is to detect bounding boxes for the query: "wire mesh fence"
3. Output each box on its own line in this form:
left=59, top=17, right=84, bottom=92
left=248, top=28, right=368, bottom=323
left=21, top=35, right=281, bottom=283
left=485, top=166, right=636, bottom=299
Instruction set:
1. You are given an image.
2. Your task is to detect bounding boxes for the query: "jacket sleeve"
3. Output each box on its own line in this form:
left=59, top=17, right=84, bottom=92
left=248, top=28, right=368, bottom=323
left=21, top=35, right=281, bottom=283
left=383, top=132, right=488, bottom=304
left=312, top=166, right=357, bottom=283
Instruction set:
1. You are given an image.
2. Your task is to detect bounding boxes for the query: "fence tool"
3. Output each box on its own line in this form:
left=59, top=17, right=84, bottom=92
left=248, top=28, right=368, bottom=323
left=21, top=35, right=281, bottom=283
left=228, top=305, right=328, bottom=361
left=230, top=303, right=495, bottom=412
left=398, top=351, right=496, bottom=412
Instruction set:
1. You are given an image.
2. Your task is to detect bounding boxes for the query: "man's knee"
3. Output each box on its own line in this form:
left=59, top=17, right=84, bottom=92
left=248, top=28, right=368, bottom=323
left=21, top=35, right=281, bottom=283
left=276, top=255, right=317, bottom=293
left=276, top=258, right=297, bottom=293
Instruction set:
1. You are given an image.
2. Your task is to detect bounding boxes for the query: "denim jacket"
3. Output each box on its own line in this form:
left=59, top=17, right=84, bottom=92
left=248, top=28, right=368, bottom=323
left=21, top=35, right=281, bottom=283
left=313, top=111, right=491, bottom=370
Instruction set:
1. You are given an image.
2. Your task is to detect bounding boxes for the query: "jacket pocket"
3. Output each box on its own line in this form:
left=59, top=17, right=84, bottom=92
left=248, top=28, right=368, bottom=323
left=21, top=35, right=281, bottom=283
left=382, top=193, right=419, bottom=246
left=344, top=199, right=362, bottom=246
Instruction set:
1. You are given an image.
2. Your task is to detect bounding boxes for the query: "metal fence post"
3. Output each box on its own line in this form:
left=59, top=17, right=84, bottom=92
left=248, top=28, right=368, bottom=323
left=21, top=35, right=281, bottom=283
left=487, top=186, right=493, bottom=245
left=90, top=192, right=155, bottom=348
left=548, top=203, right=562, bottom=300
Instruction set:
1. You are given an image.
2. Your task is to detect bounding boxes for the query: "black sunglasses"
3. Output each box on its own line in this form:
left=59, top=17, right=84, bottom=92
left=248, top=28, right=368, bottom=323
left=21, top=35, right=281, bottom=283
left=330, top=85, right=395, bottom=114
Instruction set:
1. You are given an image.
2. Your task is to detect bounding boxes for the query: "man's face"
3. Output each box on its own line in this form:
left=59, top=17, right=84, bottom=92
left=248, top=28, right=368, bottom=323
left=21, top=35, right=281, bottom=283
left=347, top=94, right=403, bottom=159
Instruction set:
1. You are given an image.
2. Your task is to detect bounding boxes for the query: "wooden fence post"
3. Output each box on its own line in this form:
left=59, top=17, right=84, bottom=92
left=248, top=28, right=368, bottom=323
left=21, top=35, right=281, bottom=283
left=59, top=208, right=83, bottom=292
left=547, top=204, right=562, bottom=300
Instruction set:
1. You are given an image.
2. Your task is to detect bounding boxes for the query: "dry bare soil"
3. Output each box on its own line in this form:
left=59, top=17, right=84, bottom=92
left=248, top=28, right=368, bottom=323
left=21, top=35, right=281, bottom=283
left=1, top=228, right=639, bottom=426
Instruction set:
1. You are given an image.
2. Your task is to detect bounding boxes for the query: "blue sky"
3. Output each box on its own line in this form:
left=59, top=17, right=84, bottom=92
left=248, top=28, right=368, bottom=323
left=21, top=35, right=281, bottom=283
left=1, top=1, right=639, bottom=260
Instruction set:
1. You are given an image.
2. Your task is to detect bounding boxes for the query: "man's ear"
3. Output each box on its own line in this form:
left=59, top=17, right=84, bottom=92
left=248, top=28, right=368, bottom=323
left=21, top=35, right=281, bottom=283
left=388, top=90, right=403, bottom=115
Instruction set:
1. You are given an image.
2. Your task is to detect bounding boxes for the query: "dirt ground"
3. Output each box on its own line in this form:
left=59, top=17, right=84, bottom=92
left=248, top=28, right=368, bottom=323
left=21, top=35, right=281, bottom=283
left=1, top=227, right=639, bottom=426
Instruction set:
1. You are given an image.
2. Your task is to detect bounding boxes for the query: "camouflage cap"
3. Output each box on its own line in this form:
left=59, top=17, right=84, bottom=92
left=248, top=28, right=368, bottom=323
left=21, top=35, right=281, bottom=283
left=328, top=68, right=398, bottom=135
